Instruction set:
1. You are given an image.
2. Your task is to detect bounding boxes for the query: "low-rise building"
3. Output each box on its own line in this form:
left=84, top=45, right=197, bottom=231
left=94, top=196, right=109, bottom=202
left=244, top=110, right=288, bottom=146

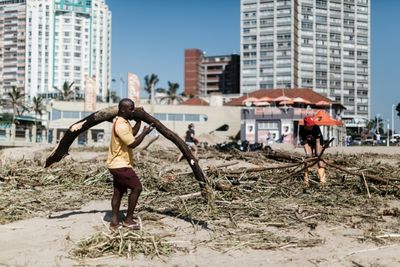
left=46, top=100, right=242, bottom=145
left=225, top=88, right=346, bottom=146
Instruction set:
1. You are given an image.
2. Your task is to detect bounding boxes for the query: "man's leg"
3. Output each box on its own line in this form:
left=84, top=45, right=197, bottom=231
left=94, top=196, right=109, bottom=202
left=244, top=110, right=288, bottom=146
left=303, top=144, right=313, bottom=186
left=124, top=186, right=142, bottom=225
left=192, top=144, right=198, bottom=159
left=111, top=186, right=123, bottom=227
left=317, top=160, right=326, bottom=186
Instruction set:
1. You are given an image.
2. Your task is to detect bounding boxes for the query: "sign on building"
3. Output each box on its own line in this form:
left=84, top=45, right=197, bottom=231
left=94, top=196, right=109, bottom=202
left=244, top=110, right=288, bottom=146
left=245, top=120, right=255, bottom=143
left=127, top=72, right=141, bottom=105
left=84, top=75, right=97, bottom=112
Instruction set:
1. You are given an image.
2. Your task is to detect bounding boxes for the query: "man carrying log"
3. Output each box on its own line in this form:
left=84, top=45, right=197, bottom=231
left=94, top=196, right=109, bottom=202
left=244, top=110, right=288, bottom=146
left=299, top=116, right=326, bottom=187
left=107, top=98, right=153, bottom=230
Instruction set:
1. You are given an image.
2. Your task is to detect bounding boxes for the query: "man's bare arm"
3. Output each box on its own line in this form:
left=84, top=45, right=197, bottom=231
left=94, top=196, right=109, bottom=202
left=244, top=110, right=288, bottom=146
left=132, top=120, right=141, bottom=136
left=128, top=126, right=154, bottom=149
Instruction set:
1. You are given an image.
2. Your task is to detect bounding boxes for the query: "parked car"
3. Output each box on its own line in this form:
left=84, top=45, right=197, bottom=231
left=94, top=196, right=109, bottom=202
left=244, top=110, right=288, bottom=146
left=378, top=136, right=387, bottom=145
left=364, top=136, right=374, bottom=145
left=390, top=135, right=400, bottom=144
left=352, top=137, right=362, bottom=145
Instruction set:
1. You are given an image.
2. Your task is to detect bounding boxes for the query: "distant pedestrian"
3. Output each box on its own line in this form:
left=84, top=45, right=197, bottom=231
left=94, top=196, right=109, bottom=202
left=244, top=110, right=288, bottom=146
left=177, top=123, right=199, bottom=162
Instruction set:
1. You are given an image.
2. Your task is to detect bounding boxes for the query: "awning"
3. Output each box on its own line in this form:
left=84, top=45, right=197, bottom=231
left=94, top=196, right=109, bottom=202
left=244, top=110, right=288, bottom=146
left=292, top=97, right=311, bottom=104
left=279, top=100, right=294, bottom=105
left=273, top=95, right=292, bottom=102
left=315, top=100, right=331, bottom=107
left=15, top=115, right=40, bottom=122
left=299, top=111, right=343, bottom=126
left=253, top=101, right=271, bottom=106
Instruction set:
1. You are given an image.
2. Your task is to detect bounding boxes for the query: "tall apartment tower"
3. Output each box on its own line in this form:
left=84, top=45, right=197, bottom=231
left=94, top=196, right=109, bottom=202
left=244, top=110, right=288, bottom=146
left=184, top=48, right=240, bottom=97
left=0, top=0, right=111, bottom=101
left=0, top=0, right=27, bottom=95
left=240, top=0, right=370, bottom=118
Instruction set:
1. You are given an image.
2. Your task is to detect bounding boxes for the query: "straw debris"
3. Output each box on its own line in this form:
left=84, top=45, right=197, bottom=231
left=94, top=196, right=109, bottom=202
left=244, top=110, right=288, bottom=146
left=1, top=145, right=400, bottom=259
left=72, top=228, right=176, bottom=259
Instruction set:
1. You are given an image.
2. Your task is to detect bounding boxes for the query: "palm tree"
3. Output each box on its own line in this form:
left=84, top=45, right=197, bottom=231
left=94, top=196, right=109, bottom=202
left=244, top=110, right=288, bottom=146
left=366, top=116, right=384, bottom=135
left=32, top=96, right=45, bottom=128
left=106, top=89, right=120, bottom=103
left=181, top=92, right=196, bottom=98
left=7, top=86, right=25, bottom=123
left=143, top=74, right=159, bottom=103
left=159, top=81, right=183, bottom=104
left=54, top=81, right=75, bottom=101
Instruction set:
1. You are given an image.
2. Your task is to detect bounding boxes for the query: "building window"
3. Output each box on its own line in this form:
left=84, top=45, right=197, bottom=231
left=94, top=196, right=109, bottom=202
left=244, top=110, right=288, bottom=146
left=63, top=111, right=80, bottom=119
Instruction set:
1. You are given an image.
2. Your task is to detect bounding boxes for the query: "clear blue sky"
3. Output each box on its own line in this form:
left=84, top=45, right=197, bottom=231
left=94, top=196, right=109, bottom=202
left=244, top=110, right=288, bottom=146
left=107, top=0, right=400, bottom=131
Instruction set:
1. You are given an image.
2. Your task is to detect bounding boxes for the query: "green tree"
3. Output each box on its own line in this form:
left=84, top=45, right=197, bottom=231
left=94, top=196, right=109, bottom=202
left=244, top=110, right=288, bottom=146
left=7, top=86, right=25, bottom=123
left=0, top=113, right=13, bottom=125
left=159, top=81, right=183, bottom=104
left=366, top=116, right=384, bottom=135
left=396, top=103, right=400, bottom=118
left=106, top=89, right=120, bottom=103
left=54, top=81, right=76, bottom=101
left=32, top=96, right=45, bottom=128
left=143, top=74, right=159, bottom=103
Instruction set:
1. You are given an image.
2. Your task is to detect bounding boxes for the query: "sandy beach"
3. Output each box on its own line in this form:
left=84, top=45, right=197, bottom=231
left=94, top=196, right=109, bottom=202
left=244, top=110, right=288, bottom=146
left=0, top=144, right=399, bottom=267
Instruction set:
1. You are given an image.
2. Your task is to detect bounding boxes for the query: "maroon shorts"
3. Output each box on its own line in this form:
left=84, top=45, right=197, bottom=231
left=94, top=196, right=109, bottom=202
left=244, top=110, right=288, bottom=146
left=108, top=167, right=142, bottom=193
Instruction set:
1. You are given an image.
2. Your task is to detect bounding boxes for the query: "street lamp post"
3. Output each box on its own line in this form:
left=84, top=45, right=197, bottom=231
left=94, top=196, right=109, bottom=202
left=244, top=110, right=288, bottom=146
left=376, top=114, right=380, bottom=134
left=392, top=104, right=395, bottom=135
left=387, top=120, right=390, bottom=147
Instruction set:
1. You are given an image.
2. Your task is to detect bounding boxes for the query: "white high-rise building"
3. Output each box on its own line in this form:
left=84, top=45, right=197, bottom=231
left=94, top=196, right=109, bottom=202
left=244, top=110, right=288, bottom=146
left=240, top=0, right=370, bottom=118
left=0, top=0, right=111, bottom=101
left=0, top=0, right=27, bottom=95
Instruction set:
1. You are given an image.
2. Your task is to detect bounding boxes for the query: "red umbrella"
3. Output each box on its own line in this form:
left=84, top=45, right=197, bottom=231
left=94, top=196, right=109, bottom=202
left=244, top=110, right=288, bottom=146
left=254, top=101, right=271, bottom=106
left=273, top=95, right=292, bottom=102
left=242, top=97, right=259, bottom=106
left=315, top=100, right=331, bottom=107
left=279, top=100, right=294, bottom=105
left=292, top=97, right=311, bottom=104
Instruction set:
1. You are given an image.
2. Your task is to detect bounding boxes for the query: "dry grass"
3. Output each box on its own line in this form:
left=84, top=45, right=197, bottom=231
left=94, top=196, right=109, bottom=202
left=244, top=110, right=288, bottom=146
left=1, top=146, right=400, bottom=258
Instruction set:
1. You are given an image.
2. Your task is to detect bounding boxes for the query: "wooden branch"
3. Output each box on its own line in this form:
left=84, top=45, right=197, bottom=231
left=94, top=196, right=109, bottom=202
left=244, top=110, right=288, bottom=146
left=219, top=162, right=302, bottom=175
left=175, top=161, right=239, bottom=177
left=263, top=149, right=304, bottom=163
left=280, top=138, right=334, bottom=181
left=174, top=192, right=202, bottom=200
left=361, top=172, right=371, bottom=198
left=45, top=106, right=206, bottom=189
left=323, top=160, right=400, bottom=190
left=141, top=134, right=159, bottom=151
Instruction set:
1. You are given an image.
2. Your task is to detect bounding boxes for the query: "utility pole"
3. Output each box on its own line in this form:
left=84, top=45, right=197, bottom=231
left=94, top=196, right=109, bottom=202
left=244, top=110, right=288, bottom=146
left=392, top=104, right=395, bottom=135
left=387, top=120, right=390, bottom=147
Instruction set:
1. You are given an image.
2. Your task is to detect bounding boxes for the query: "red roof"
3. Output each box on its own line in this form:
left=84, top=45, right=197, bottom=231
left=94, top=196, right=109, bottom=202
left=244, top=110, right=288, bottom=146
left=180, top=97, right=209, bottom=106
left=225, top=88, right=333, bottom=106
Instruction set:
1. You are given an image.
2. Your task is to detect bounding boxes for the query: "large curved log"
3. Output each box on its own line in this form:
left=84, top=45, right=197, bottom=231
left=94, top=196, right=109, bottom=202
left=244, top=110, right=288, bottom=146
left=45, top=106, right=206, bottom=189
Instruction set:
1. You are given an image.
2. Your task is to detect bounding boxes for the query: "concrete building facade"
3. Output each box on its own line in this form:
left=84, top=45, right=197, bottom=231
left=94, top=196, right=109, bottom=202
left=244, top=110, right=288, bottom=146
left=240, top=0, right=370, bottom=118
left=0, top=0, right=111, bottom=101
left=46, top=101, right=242, bottom=145
left=184, top=48, right=240, bottom=97
left=0, top=0, right=27, bottom=95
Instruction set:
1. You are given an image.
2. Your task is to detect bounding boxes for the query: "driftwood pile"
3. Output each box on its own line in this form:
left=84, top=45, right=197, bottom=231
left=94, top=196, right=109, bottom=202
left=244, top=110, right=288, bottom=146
left=1, top=144, right=400, bottom=259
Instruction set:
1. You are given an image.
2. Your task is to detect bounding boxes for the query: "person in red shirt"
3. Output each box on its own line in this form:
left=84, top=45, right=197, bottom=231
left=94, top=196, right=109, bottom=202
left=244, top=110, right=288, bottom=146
left=299, top=116, right=326, bottom=186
